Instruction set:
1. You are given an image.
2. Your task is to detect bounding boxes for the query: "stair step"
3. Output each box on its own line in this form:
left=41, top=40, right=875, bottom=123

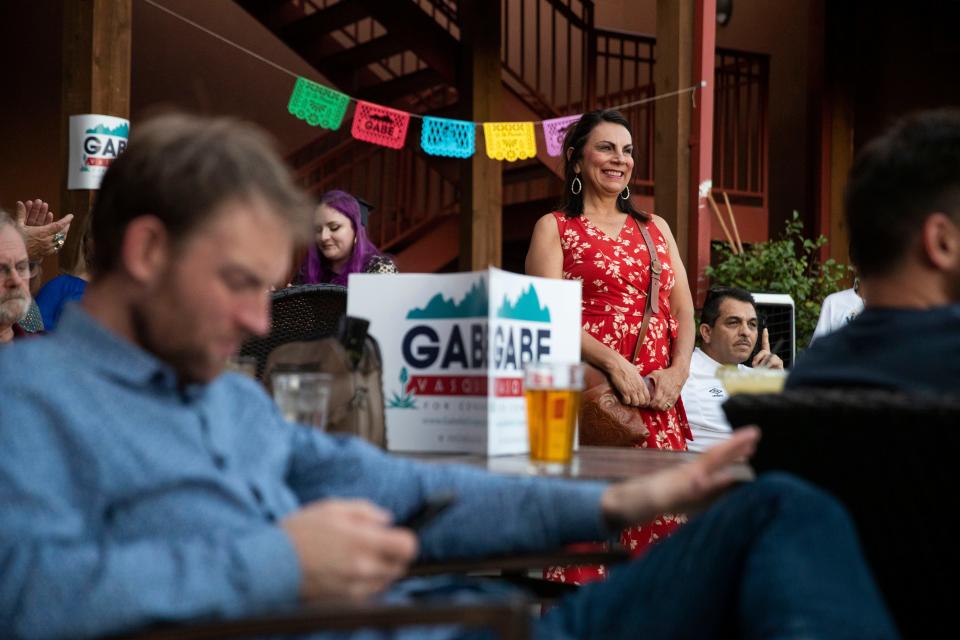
left=281, top=0, right=368, bottom=45
left=357, top=68, right=446, bottom=105
left=358, top=0, right=459, bottom=84
left=321, top=33, right=409, bottom=71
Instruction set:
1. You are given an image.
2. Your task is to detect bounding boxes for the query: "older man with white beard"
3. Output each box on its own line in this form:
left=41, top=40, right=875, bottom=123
left=0, top=209, right=32, bottom=344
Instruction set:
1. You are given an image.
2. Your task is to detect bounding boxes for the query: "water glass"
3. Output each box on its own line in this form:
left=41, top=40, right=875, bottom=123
left=271, top=370, right=333, bottom=429
left=225, top=354, right=257, bottom=378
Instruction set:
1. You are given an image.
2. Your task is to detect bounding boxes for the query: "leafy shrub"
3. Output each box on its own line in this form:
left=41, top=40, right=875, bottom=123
left=704, top=211, right=851, bottom=350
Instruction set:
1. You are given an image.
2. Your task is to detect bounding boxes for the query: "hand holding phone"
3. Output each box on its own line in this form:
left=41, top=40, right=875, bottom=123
left=401, top=493, right=456, bottom=533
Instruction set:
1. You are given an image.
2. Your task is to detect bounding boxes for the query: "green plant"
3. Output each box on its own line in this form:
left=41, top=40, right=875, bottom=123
left=704, top=211, right=852, bottom=350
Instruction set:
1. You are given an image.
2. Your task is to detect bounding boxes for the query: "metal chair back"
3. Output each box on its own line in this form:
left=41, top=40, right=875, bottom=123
left=239, top=284, right=347, bottom=380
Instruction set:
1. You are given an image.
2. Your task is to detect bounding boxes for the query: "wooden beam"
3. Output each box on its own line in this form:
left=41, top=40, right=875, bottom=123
left=654, top=0, right=693, bottom=269
left=688, top=0, right=716, bottom=306
left=59, top=0, right=131, bottom=273
left=458, top=0, right=502, bottom=271
left=819, top=0, right=854, bottom=277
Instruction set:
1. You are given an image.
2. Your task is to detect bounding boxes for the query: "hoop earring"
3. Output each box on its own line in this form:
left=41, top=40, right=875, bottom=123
left=571, top=175, right=582, bottom=195
left=620, top=186, right=630, bottom=200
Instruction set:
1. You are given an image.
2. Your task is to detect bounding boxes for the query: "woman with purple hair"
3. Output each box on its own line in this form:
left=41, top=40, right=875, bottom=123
left=296, top=190, right=397, bottom=285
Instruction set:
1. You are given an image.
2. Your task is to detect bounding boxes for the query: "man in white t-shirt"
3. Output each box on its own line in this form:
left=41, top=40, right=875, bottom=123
left=810, top=280, right=864, bottom=344
left=681, top=287, right=783, bottom=452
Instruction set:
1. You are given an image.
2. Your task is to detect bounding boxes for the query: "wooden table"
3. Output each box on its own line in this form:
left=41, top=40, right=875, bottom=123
left=406, top=446, right=752, bottom=578
left=405, top=446, right=754, bottom=482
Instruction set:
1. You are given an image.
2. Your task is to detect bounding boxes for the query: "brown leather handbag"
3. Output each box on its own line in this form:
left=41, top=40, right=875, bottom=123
left=579, top=218, right=661, bottom=447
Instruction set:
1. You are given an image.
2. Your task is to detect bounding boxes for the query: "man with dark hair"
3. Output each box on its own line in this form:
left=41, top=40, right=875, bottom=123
left=788, top=109, right=960, bottom=391
left=681, top=287, right=783, bottom=451
left=0, top=113, right=896, bottom=639
left=0, top=209, right=33, bottom=344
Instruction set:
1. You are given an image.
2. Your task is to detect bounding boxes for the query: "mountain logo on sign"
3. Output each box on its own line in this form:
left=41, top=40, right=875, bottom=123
left=85, top=123, right=130, bottom=137
left=496, top=284, right=551, bottom=323
left=406, top=279, right=488, bottom=319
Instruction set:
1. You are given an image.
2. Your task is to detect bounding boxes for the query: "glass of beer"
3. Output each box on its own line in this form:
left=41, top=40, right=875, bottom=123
left=524, top=362, right=585, bottom=473
left=271, top=368, right=333, bottom=429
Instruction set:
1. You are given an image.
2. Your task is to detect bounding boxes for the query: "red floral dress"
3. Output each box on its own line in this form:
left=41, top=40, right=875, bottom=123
left=545, top=211, right=692, bottom=585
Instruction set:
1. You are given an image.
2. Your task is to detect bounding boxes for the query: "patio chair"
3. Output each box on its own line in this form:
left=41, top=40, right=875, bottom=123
left=723, top=387, right=960, bottom=637
left=239, top=284, right=347, bottom=380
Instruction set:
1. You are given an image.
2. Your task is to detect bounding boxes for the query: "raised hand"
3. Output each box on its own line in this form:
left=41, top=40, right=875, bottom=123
left=17, top=199, right=53, bottom=226
left=601, top=426, right=760, bottom=528
left=751, top=328, right=784, bottom=369
left=15, top=200, right=74, bottom=261
left=281, top=499, right=418, bottom=603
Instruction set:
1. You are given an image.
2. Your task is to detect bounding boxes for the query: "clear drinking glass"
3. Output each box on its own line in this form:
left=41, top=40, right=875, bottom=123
left=271, top=370, right=333, bottom=429
left=523, top=362, right=585, bottom=473
left=224, top=354, right=257, bottom=378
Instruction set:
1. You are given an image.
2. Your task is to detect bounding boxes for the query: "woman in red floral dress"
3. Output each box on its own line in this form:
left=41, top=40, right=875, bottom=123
left=526, top=109, right=695, bottom=584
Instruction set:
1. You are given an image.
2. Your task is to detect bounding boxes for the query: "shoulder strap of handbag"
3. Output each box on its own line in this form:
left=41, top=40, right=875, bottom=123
left=630, top=216, right=661, bottom=364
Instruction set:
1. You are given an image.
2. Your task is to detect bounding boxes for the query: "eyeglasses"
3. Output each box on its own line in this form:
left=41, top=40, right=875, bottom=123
left=0, top=260, right=30, bottom=282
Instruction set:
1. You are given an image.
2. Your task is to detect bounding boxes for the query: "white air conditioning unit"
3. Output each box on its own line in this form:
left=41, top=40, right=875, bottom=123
left=751, top=293, right=796, bottom=368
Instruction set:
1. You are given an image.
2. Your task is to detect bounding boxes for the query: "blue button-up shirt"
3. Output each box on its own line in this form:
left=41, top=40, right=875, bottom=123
left=0, top=306, right=606, bottom=639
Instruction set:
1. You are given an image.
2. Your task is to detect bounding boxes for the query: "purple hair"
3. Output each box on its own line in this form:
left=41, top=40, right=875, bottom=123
left=300, top=190, right=382, bottom=286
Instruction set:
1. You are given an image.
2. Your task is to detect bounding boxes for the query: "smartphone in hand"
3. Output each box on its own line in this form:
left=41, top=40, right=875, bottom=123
left=401, top=493, right=457, bottom=533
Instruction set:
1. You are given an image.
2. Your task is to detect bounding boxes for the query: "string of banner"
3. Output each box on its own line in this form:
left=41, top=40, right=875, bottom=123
left=144, top=0, right=706, bottom=161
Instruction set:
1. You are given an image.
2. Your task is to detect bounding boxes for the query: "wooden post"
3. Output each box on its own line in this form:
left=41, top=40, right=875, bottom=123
left=688, top=0, right=716, bottom=306
left=817, top=0, right=854, bottom=276
left=458, top=0, right=502, bottom=271
left=654, top=0, right=693, bottom=266
left=59, top=0, right=132, bottom=272
left=584, top=2, right=597, bottom=111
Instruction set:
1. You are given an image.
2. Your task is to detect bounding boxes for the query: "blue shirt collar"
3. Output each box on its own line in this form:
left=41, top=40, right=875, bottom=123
left=58, top=304, right=205, bottom=397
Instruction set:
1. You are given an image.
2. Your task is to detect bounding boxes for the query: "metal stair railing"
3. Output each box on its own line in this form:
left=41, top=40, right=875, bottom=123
left=295, top=140, right=459, bottom=254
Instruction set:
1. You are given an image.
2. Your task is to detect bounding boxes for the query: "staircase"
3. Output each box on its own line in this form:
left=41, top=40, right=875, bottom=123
left=237, top=0, right=769, bottom=273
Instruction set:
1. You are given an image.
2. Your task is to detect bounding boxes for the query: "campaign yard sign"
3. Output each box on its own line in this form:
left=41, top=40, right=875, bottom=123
left=68, top=114, right=130, bottom=190
left=348, top=268, right=581, bottom=454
